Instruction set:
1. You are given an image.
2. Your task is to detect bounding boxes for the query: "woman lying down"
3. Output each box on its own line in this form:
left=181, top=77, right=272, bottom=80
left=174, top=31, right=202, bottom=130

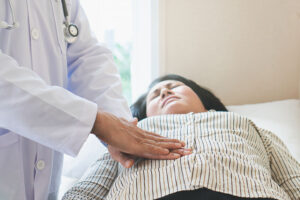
left=63, top=74, right=300, bottom=200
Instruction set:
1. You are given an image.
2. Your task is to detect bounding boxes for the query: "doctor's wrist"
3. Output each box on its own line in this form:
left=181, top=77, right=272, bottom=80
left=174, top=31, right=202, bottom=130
left=91, top=111, right=112, bottom=143
left=91, top=112, right=102, bottom=136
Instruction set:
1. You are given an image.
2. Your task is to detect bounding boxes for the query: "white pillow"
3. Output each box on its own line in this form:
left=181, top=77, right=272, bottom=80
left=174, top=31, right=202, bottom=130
left=227, top=99, right=300, bottom=162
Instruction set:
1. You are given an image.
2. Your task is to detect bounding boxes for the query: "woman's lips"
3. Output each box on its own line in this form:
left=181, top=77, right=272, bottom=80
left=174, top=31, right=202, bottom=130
left=161, top=96, right=179, bottom=108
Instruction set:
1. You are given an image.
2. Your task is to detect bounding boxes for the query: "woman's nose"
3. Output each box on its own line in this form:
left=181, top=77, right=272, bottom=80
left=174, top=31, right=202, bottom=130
left=160, top=88, right=173, bottom=99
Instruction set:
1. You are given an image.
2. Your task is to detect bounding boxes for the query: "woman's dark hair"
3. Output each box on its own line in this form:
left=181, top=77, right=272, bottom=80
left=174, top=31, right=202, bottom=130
left=131, top=74, right=227, bottom=120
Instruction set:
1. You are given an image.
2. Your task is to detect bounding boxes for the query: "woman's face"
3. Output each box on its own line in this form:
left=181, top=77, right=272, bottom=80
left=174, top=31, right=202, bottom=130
left=146, top=80, right=207, bottom=117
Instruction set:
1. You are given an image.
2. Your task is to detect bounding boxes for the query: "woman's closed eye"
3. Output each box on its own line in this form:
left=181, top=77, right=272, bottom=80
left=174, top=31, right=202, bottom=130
left=170, top=84, right=180, bottom=89
left=150, top=93, right=159, bottom=100
left=148, top=81, right=184, bottom=102
left=150, top=85, right=181, bottom=100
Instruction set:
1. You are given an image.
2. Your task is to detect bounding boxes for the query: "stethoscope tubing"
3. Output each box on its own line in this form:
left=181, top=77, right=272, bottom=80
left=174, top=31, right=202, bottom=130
left=61, top=0, right=69, bottom=23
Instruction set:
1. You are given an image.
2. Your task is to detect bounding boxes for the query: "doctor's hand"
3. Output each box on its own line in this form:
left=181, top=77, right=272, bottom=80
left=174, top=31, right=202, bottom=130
left=91, top=111, right=186, bottom=161
left=108, top=145, right=193, bottom=168
left=108, top=118, right=193, bottom=168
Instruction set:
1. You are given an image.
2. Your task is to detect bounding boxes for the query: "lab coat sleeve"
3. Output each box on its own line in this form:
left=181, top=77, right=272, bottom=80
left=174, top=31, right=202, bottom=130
left=66, top=0, right=132, bottom=120
left=0, top=50, right=98, bottom=157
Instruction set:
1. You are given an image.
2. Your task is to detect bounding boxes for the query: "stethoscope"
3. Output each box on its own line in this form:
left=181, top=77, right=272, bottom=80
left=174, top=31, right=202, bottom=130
left=0, top=0, right=79, bottom=43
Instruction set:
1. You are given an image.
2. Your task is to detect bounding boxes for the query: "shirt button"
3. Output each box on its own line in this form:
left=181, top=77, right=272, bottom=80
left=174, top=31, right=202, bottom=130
left=31, top=28, right=40, bottom=40
left=36, top=160, right=45, bottom=170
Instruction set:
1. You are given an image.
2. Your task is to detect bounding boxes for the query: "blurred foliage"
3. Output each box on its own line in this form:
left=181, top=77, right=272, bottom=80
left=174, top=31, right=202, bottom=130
left=113, top=43, right=132, bottom=104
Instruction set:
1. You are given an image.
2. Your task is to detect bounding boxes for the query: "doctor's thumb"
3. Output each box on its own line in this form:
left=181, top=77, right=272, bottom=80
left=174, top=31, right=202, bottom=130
left=129, top=117, right=138, bottom=126
left=108, top=146, right=135, bottom=168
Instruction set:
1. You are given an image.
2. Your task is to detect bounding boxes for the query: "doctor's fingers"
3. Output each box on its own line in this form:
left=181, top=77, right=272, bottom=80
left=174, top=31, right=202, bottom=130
left=141, top=152, right=182, bottom=160
left=138, top=136, right=185, bottom=150
left=132, top=142, right=171, bottom=157
left=170, top=148, right=193, bottom=156
left=140, top=149, right=192, bottom=160
left=142, top=130, right=186, bottom=147
left=132, top=137, right=187, bottom=157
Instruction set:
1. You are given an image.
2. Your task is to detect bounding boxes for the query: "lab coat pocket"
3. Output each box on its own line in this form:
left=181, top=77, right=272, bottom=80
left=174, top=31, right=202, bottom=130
left=0, top=132, right=24, bottom=199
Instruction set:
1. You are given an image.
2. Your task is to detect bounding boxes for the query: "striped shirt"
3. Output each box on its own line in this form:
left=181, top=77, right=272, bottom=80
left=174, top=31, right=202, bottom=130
left=63, top=111, right=300, bottom=200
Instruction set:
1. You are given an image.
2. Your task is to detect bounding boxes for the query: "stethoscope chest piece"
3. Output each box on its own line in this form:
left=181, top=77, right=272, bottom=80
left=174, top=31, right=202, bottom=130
left=63, top=23, right=79, bottom=43
left=61, top=0, right=79, bottom=43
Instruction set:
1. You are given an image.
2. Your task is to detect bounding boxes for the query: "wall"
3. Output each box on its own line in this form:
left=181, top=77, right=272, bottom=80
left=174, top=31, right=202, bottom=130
left=160, top=0, right=300, bottom=105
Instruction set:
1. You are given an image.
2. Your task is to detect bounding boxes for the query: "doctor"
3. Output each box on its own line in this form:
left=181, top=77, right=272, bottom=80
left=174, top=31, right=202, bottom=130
left=0, top=0, right=185, bottom=199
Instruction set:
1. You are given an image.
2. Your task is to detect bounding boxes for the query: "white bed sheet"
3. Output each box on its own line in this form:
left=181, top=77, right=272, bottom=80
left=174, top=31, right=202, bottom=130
left=227, top=99, right=300, bottom=162
left=58, top=99, right=300, bottom=199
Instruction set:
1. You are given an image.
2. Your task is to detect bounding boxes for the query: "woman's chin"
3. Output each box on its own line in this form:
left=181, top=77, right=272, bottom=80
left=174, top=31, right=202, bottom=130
left=162, top=103, right=191, bottom=115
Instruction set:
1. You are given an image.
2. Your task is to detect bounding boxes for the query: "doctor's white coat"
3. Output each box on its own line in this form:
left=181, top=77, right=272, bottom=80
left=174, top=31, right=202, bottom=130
left=0, top=0, right=131, bottom=199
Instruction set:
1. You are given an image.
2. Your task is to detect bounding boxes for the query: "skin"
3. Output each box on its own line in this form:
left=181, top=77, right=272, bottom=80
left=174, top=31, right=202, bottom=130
left=146, top=80, right=207, bottom=117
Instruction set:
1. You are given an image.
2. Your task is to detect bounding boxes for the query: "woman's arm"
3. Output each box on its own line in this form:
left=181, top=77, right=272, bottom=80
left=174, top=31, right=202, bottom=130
left=62, top=152, right=118, bottom=200
left=259, top=128, right=300, bottom=199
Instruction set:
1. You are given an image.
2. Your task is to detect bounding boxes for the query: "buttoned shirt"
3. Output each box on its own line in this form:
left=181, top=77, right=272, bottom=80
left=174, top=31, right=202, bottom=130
left=63, top=111, right=300, bottom=200
left=0, top=0, right=131, bottom=199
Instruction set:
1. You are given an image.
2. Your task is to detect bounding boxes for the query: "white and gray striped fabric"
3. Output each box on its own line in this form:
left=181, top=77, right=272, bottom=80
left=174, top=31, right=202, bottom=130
left=63, top=111, right=300, bottom=200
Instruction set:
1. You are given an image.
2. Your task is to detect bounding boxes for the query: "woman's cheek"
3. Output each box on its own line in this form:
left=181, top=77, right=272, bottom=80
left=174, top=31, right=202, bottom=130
left=147, top=101, right=159, bottom=116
